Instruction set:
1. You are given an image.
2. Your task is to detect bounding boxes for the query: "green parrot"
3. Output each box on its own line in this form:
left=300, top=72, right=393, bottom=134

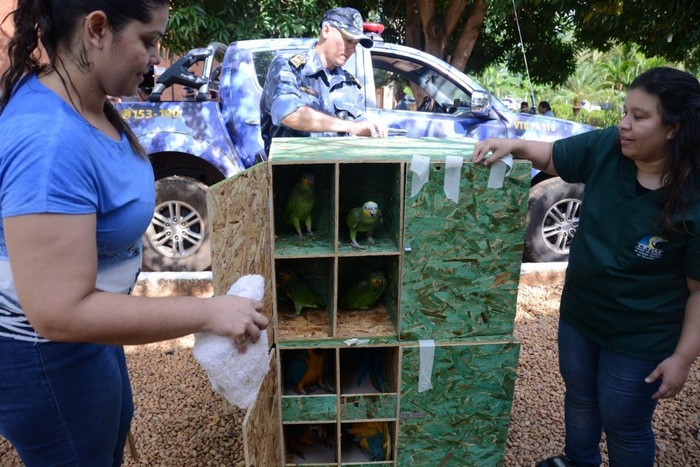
left=284, top=173, right=315, bottom=238
left=338, top=270, right=387, bottom=310
left=277, top=269, right=325, bottom=316
left=346, top=201, right=382, bottom=249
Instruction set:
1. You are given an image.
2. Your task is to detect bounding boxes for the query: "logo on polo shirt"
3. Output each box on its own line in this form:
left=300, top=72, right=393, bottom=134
left=635, top=235, right=668, bottom=260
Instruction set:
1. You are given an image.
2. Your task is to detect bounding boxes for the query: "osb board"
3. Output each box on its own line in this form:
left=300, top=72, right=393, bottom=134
left=269, top=136, right=477, bottom=163
left=281, top=394, right=338, bottom=422
left=340, top=394, right=397, bottom=420
left=400, top=161, right=530, bottom=341
left=243, top=352, right=282, bottom=466
left=397, top=341, right=519, bottom=466
left=208, top=164, right=274, bottom=330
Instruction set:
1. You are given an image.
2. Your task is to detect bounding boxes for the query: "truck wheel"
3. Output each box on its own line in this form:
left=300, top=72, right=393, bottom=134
left=142, top=176, right=211, bottom=272
left=524, top=177, right=584, bottom=263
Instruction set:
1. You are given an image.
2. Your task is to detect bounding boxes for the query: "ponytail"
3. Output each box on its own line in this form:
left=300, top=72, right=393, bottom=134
left=0, top=1, right=51, bottom=113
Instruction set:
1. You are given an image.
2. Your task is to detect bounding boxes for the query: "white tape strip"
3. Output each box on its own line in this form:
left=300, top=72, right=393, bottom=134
left=444, top=155, right=463, bottom=202
left=410, top=155, right=430, bottom=197
left=418, top=339, right=435, bottom=393
left=487, top=155, right=514, bottom=189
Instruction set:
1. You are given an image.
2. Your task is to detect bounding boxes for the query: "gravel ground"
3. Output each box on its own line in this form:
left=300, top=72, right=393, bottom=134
left=1, top=270, right=698, bottom=466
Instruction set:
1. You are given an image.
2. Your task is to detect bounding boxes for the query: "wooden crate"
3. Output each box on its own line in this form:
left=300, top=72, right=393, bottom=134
left=207, top=137, right=529, bottom=466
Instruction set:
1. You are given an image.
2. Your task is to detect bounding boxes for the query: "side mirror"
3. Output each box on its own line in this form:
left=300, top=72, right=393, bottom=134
left=471, top=90, right=492, bottom=117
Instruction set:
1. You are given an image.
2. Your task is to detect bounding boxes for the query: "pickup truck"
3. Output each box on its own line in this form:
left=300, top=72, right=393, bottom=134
left=117, top=32, right=592, bottom=272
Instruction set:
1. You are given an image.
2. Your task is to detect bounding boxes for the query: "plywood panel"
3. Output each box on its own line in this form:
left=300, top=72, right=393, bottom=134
left=397, top=341, right=519, bottom=466
left=400, top=161, right=530, bottom=340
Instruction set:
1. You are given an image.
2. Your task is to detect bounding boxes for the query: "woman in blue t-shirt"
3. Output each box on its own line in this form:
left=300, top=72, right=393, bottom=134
left=473, top=68, right=700, bottom=467
left=0, top=2, right=268, bottom=465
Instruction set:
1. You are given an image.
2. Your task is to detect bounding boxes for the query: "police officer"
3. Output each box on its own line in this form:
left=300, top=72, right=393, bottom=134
left=260, top=7, right=387, bottom=155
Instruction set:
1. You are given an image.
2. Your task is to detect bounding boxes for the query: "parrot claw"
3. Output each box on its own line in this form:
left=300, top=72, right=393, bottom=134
left=351, top=241, right=367, bottom=250
left=367, top=236, right=376, bottom=245
left=307, top=230, right=316, bottom=238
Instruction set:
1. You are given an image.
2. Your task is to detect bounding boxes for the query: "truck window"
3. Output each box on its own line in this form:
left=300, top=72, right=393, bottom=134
left=371, top=54, right=471, bottom=114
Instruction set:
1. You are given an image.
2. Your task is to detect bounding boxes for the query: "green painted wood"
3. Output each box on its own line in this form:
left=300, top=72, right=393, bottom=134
left=275, top=334, right=511, bottom=349
left=397, top=342, right=519, bottom=466
left=281, top=395, right=338, bottom=422
left=340, top=394, right=398, bottom=420
left=400, top=161, right=530, bottom=340
left=269, top=136, right=479, bottom=163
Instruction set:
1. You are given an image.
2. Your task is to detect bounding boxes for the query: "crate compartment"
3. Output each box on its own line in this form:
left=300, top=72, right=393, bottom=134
left=273, top=164, right=335, bottom=256
left=276, top=258, right=334, bottom=340
left=336, top=256, right=399, bottom=338
left=284, top=423, right=337, bottom=465
left=338, top=163, right=402, bottom=254
left=281, top=348, right=336, bottom=396
left=341, top=421, right=394, bottom=464
left=339, top=347, right=397, bottom=395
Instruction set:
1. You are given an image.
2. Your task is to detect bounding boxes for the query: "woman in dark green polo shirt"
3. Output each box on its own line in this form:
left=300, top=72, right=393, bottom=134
left=472, top=67, right=700, bottom=467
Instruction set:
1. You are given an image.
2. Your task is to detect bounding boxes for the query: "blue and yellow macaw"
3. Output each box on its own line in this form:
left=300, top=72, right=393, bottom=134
left=346, top=421, right=391, bottom=461
left=284, top=348, right=333, bottom=395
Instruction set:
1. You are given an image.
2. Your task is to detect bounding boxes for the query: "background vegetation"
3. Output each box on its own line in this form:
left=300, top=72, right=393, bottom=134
left=163, top=1, right=700, bottom=128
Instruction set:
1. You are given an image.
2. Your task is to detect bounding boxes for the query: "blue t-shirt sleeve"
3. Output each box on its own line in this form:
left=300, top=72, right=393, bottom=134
left=1, top=116, right=98, bottom=217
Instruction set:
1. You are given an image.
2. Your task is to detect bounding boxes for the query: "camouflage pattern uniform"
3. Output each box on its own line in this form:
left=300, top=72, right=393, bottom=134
left=260, top=45, right=366, bottom=155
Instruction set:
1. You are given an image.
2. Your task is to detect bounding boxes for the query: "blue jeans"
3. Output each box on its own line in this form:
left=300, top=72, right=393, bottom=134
left=558, top=318, right=661, bottom=467
left=0, top=337, right=133, bottom=466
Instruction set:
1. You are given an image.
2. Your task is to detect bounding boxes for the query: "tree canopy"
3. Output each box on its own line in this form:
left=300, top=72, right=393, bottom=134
left=161, top=0, right=700, bottom=87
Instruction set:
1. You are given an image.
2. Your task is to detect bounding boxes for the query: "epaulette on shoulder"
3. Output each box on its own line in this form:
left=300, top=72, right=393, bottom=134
left=343, top=69, right=362, bottom=88
left=288, top=54, right=306, bottom=70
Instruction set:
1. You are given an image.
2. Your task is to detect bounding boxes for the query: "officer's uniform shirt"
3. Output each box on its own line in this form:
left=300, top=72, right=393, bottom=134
left=260, top=43, right=365, bottom=154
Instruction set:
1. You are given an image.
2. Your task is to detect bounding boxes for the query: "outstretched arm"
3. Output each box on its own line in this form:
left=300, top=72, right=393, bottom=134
left=472, top=137, right=558, bottom=175
left=281, top=106, right=386, bottom=137
left=5, top=214, right=268, bottom=349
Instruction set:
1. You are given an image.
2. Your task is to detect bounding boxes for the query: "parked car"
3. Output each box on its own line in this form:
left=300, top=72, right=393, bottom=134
left=116, top=32, right=592, bottom=271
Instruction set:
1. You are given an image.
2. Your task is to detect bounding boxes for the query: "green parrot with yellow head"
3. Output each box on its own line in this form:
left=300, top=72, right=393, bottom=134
left=346, top=201, right=381, bottom=249
left=338, top=270, right=387, bottom=311
left=284, top=173, right=315, bottom=238
left=277, top=269, right=325, bottom=316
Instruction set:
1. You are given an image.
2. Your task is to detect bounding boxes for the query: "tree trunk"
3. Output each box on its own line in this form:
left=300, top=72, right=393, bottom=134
left=416, top=0, right=488, bottom=72
left=450, top=0, right=488, bottom=71
left=405, top=0, right=422, bottom=49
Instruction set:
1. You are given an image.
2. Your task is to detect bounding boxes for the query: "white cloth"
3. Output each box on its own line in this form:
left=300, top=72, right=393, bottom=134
left=192, top=274, right=269, bottom=409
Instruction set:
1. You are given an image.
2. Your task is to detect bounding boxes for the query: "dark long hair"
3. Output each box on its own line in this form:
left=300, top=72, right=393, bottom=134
left=0, top=0, right=168, bottom=156
left=630, top=67, right=700, bottom=234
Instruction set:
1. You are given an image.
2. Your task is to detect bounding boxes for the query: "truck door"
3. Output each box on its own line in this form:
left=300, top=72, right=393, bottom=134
left=355, top=45, right=509, bottom=140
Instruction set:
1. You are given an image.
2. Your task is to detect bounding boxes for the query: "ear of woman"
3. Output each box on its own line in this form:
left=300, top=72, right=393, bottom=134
left=84, top=11, right=109, bottom=47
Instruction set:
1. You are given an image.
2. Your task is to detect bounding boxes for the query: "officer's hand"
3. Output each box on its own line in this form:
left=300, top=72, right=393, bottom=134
left=351, top=120, right=387, bottom=138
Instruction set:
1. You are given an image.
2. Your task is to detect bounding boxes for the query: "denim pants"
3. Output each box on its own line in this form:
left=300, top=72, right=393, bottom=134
left=558, top=318, right=661, bottom=467
left=0, top=337, right=134, bottom=466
